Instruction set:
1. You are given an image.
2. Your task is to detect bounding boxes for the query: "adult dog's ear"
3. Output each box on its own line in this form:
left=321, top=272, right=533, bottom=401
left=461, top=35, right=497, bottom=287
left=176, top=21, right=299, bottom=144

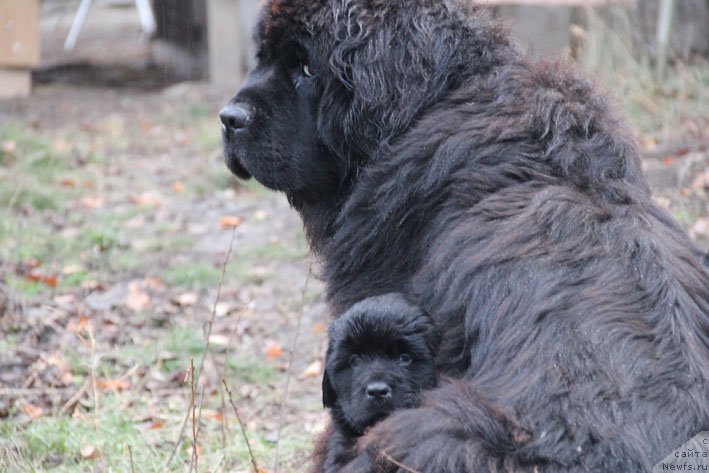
left=325, top=1, right=477, bottom=160
left=322, top=369, right=337, bottom=408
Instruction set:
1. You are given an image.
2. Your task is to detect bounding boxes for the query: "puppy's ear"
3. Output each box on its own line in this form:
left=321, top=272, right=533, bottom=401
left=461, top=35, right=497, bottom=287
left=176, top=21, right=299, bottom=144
left=322, top=369, right=337, bottom=408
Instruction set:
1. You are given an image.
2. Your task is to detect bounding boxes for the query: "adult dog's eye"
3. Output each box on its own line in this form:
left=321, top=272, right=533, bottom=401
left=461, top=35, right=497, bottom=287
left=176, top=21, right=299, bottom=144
left=349, top=354, right=360, bottom=365
left=302, top=64, right=315, bottom=77
left=398, top=354, right=412, bottom=366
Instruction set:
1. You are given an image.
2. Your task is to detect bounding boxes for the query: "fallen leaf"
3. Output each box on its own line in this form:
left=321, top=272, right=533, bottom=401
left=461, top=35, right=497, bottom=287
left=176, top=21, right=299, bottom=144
left=299, top=360, right=322, bottom=379
left=130, top=191, right=164, bottom=207
left=690, top=218, right=709, bottom=240
left=54, top=293, right=76, bottom=306
left=691, top=171, right=709, bottom=190
left=208, top=334, right=230, bottom=346
left=143, top=277, right=164, bottom=290
left=22, top=403, right=44, bottom=419
left=641, top=138, right=657, bottom=151
left=172, top=181, right=185, bottom=193
left=265, top=340, right=284, bottom=360
left=220, top=216, right=244, bottom=228
left=253, top=210, right=268, bottom=221
left=215, top=301, right=238, bottom=317
left=125, top=282, right=151, bottom=312
left=60, top=178, right=76, bottom=188
left=24, top=272, right=58, bottom=288
left=313, top=323, right=327, bottom=334
left=80, top=444, right=98, bottom=460
left=96, top=378, right=131, bottom=392
left=149, top=420, right=165, bottom=430
left=67, top=316, right=90, bottom=333
left=80, top=196, right=105, bottom=209
left=62, top=264, right=83, bottom=275
left=1, top=140, right=17, bottom=153
left=175, top=292, right=199, bottom=307
left=652, top=196, right=671, bottom=209
left=19, top=258, right=41, bottom=270
left=202, top=409, right=225, bottom=422
left=46, top=355, right=74, bottom=385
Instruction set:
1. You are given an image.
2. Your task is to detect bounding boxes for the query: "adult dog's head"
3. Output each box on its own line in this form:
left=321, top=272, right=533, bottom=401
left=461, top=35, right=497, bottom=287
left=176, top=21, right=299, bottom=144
left=220, top=0, right=508, bottom=200
left=322, top=293, right=439, bottom=436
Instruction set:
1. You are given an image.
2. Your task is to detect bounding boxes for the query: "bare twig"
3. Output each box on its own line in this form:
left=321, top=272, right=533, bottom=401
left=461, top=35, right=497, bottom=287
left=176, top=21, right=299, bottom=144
left=127, top=445, right=136, bottom=473
left=273, top=269, right=311, bottom=472
left=222, top=379, right=259, bottom=473
left=59, top=379, right=91, bottom=414
left=380, top=451, right=422, bottom=473
left=641, top=139, right=708, bottom=160
left=165, top=226, right=237, bottom=469
left=190, top=358, right=198, bottom=473
left=0, top=387, right=73, bottom=396
left=87, top=324, right=99, bottom=429
left=219, top=385, right=227, bottom=451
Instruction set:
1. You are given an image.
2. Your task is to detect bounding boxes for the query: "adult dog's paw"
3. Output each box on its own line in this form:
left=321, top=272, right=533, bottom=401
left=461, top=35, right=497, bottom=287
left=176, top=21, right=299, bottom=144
left=341, top=381, right=530, bottom=473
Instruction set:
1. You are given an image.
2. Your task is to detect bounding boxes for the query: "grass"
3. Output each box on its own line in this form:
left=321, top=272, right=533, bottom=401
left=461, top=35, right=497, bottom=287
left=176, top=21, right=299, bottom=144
left=0, top=397, right=187, bottom=473
left=163, top=262, right=222, bottom=290
left=0, top=309, right=310, bottom=473
left=0, top=96, right=324, bottom=473
left=579, top=7, right=708, bottom=143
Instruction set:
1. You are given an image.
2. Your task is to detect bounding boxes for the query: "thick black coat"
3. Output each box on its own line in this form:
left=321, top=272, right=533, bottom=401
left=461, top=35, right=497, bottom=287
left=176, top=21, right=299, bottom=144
left=220, top=0, right=709, bottom=471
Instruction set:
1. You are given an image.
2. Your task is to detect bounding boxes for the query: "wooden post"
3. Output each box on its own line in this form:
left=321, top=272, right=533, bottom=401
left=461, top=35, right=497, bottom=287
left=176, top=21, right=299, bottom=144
left=655, top=0, right=676, bottom=80
left=0, top=0, right=40, bottom=99
left=207, top=0, right=243, bottom=88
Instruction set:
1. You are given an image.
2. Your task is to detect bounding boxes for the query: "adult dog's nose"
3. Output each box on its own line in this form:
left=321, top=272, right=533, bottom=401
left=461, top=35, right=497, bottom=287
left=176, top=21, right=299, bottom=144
left=220, top=103, right=252, bottom=132
left=366, top=381, right=392, bottom=399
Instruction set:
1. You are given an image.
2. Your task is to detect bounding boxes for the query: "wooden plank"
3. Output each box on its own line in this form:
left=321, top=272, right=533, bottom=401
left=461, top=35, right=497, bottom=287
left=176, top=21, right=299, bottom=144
left=0, top=68, right=31, bottom=99
left=0, top=0, right=40, bottom=67
left=207, top=0, right=243, bottom=87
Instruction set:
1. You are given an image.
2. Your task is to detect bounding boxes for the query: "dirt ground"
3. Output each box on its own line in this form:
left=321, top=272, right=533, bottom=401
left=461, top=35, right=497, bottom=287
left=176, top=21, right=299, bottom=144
left=0, top=79, right=333, bottom=472
left=0, top=3, right=707, bottom=473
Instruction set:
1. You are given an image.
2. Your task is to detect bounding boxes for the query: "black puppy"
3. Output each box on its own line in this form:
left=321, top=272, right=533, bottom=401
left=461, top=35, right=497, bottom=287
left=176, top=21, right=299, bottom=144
left=321, top=293, right=439, bottom=472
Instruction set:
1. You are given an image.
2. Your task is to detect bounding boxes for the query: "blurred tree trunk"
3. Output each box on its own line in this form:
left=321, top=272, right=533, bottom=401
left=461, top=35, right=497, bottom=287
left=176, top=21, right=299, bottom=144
left=150, top=0, right=207, bottom=79
left=152, top=0, right=207, bottom=58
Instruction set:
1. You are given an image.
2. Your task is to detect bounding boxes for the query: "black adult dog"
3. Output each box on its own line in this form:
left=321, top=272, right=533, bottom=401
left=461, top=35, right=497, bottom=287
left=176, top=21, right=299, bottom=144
left=322, top=293, right=439, bottom=472
left=220, top=0, right=709, bottom=471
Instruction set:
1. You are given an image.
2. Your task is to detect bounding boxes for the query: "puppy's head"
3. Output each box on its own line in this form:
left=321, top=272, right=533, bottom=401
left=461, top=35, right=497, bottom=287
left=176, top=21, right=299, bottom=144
left=323, top=293, right=439, bottom=436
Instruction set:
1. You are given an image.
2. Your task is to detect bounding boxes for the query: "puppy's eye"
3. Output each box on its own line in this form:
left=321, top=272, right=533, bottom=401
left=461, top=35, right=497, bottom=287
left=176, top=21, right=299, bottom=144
left=398, top=354, right=412, bottom=366
left=348, top=354, right=360, bottom=365
left=302, top=64, right=315, bottom=77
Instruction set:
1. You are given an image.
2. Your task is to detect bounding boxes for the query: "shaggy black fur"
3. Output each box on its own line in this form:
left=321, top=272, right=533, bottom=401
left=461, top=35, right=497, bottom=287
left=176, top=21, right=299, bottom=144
left=221, top=0, right=709, bottom=471
left=322, top=294, right=439, bottom=472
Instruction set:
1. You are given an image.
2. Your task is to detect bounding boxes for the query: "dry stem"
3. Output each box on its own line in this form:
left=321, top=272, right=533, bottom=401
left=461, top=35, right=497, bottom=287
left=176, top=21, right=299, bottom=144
left=165, top=226, right=237, bottom=468
left=222, top=379, right=259, bottom=473
left=273, top=269, right=311, bottom=472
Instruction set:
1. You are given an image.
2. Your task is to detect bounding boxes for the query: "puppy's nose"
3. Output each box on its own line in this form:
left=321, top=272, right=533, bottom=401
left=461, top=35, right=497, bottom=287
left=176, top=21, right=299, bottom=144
left=366, top=381, right=392, bottom=399
left=220, top=103, right=252, bottom=132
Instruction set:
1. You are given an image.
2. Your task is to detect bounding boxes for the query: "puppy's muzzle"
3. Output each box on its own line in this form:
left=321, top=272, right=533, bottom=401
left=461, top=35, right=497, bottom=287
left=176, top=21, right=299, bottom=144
left=366, top=381, right=392, bottom=399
